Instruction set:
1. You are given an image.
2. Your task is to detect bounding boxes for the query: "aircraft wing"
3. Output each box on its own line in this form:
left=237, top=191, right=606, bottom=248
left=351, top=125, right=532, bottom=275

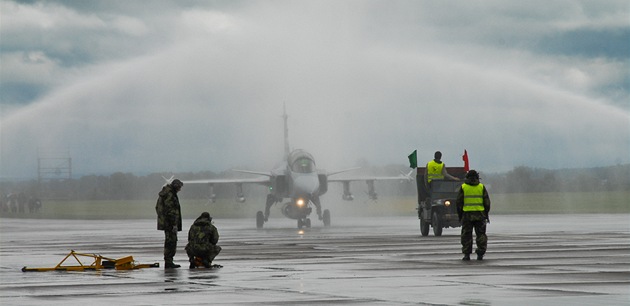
left=325, top=167, right=361, bottom=176
left=325, top=169, right=414, bottom=201
left=178, top=172, right=272, bottom=203
left=182, top=177, right=270, bottom=185
left=326, top=169, right=414, bottom=183
left=181, top=169, right=272, bottom=185
left=232, top=169, right=273, bottom=177
left=327, top=174, right=413, bottom=183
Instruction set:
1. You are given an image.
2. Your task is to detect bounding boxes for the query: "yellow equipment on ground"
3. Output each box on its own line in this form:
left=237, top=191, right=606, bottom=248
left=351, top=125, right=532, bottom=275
left=21, top=250, right=159, bottom=272
left=191, top=256, right=223, bottom=269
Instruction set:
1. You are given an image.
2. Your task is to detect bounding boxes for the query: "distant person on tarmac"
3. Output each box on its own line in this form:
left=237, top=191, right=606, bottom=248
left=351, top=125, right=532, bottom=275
left=425, top=151, right=460, bottom=190
left=156, top=179, right=184, bottom=269
left=456, top=170, right=491, bottom=261
left=185, top=212, right=221, bottom=269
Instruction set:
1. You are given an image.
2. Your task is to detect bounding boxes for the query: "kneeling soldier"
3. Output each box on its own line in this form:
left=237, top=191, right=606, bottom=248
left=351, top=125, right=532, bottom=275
left=185, top=212, right=221, bottom=268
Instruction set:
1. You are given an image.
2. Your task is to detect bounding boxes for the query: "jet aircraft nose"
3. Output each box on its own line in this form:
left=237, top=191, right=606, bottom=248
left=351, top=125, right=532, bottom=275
left=292, top=173, right=320, bottom=196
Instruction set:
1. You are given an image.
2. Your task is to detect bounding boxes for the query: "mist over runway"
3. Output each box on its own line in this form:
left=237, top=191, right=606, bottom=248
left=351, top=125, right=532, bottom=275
left=1, top=215, right=629, bottom=305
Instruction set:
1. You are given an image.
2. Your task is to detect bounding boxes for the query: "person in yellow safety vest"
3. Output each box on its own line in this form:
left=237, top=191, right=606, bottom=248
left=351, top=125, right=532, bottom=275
left=456, top=170, right=491, bottom=261
left=424, top=151, right=460, bottom=191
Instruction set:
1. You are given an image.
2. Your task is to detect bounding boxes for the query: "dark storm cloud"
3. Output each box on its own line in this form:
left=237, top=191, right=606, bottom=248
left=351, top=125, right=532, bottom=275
left=537, top=28, right=630, bottom=59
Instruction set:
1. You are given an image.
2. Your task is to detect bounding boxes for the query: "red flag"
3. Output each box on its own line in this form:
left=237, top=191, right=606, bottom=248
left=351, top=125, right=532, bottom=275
left=462, top=150, right=469, bottom=172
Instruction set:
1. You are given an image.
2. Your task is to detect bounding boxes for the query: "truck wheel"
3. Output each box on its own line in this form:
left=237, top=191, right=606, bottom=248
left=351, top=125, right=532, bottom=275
left=432, top=211, right=443, bottom=236
left=256, top=211, right=264, bottom=229
left=420, top=216, right=429, bottom=236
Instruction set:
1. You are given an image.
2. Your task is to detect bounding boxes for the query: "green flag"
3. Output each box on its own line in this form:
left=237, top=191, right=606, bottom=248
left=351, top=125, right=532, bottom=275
left=408, top=150, right=417, bottom=169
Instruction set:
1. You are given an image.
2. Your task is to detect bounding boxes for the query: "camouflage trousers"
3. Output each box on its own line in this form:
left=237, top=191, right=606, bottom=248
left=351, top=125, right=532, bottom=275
left=461, top=212, right=487, bottom=255
left=185, top=244, right=222, bottom=263
left=163, top=230, right=178, bottom=264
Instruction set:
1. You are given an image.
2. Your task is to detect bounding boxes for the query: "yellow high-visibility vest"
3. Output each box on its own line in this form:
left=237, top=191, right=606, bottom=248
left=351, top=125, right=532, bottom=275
left=462, top=183, right=485, bottom=212
left=426, top=160, right=444, bottom=183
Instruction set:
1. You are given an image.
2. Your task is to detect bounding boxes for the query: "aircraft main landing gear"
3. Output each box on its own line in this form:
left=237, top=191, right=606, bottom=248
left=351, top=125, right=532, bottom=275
left=256, top=211, right=265, bottom=229
left=323, top=209, right=331, bottom=227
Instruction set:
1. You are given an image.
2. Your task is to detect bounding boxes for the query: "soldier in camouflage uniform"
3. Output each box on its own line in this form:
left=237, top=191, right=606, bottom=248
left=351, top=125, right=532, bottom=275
left=156, top=179, right=184, bottom=269
left=456, top=170, right=491, bottom=261
left=185, top=212, right=221, bottom=269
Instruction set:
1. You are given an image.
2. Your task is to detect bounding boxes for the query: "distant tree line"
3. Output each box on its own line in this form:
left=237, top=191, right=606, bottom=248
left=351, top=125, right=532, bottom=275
left=0, top=171, right=234, bottom=201
left=1, top=164, right=628, bottom=201
left=483, top=165, right=630, bottom=193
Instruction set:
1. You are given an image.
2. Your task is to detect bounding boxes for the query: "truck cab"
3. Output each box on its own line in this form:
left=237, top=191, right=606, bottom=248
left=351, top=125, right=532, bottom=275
left=416, top=166, right=466, bottom=236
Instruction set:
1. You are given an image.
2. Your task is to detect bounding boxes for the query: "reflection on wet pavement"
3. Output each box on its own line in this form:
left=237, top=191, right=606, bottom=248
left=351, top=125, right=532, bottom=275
left=1, top=215, right=629, bottom=305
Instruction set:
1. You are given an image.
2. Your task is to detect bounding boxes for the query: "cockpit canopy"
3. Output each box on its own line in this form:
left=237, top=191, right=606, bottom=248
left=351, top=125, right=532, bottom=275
left=288, top=150, right=316, bottom=173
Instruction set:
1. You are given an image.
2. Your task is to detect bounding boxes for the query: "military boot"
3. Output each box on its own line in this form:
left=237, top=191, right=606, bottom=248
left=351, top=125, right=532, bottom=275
left=165, top=262, right=181, bottom=269
left=462, top=254, right=471, bottom=261
left=202, top=259, right=211, bottom=268
left=477, top=253, right=484, bottom=261
left=189, top=257, right=196, bottom=269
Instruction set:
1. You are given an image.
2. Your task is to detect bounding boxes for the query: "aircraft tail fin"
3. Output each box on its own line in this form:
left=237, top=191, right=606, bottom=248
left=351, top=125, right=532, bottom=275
left=161, top=175, right=174, bottom=186
left=401, top=169, right=414, bottom=181
left=283, top=104, right=290, bottom=160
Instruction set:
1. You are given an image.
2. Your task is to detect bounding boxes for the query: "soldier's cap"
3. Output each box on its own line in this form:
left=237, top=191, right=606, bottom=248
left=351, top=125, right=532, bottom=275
left=171, top=179, right=184, bottom=187
left=466, top=170, right=480, bottom=179
left=201, top=212, right=211, bottom=220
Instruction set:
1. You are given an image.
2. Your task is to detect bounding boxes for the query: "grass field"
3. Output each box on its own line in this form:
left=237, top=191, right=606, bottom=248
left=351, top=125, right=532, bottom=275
left=490, top=191, right=630, bottom=214
left=1, top=191, right=628, bottom=220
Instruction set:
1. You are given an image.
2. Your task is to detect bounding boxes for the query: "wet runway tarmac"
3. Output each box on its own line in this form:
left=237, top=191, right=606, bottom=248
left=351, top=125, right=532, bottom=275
left=1, top=214, right=629, bottom=305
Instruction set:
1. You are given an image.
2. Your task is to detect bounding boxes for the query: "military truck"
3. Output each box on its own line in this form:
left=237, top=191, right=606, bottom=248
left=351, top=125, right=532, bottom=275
left=416, top=166, right=466, bottom=236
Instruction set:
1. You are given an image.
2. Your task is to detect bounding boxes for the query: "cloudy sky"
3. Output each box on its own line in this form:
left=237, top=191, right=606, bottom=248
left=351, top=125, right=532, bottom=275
left=1, top=0, right=629, bottom=179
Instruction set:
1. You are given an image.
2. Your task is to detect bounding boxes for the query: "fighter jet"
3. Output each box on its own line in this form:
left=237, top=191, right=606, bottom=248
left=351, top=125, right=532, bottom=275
left=180, top=107, right=412, bottom=229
